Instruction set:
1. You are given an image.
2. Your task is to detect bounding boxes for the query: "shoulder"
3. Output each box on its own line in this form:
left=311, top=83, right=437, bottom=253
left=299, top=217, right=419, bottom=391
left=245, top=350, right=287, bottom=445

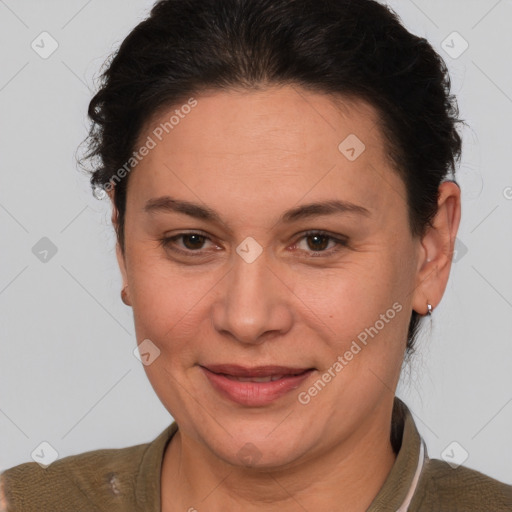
left=0, top=442, right=148, bottom=511
left=413, top=457, right=512, bottom=511
left=0, top=425, right=175, bottom=512
left=0, top=477, right=7, bottom=512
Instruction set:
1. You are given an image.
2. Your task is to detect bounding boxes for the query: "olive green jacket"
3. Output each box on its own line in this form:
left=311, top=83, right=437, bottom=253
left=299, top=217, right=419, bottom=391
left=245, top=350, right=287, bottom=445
left=1, top=398, right=511, bottom=511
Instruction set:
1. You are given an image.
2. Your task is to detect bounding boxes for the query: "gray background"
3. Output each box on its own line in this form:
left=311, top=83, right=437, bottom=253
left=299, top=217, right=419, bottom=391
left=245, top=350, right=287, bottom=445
left=1, top=0, right=511, bottom=484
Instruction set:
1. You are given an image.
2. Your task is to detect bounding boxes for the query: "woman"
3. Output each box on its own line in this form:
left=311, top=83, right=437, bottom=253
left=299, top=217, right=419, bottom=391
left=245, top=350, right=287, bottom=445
left=1, top=0, right=511, bottom=510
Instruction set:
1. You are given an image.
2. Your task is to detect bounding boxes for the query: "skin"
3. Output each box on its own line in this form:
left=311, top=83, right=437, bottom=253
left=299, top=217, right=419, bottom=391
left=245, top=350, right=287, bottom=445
left=110, top=85, right=461, bottom=511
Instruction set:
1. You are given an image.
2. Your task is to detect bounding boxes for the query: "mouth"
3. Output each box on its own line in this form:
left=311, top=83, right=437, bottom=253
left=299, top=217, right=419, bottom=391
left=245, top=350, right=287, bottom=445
left=199, top=364, right=316, bottom=406
left=203, top=364, right=313, bottom=379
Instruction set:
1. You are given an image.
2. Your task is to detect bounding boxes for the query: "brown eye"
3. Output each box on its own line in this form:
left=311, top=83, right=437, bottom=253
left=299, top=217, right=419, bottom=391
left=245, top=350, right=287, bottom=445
left=305, top=233, right=330, bottom=251
left=181, top=234, right=207, bottom=250
left=159, top=232, right=215, bottom=257
left=293, top=230, right=348, bottom=257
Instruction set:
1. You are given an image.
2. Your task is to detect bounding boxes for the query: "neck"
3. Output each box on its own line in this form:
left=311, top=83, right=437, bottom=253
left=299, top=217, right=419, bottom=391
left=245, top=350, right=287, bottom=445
left=161, top=404, right=397, bottom=512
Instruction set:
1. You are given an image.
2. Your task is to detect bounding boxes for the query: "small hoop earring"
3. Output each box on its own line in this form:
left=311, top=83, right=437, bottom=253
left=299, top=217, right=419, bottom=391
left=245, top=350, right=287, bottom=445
left=426, top=303, right=432, bottom=316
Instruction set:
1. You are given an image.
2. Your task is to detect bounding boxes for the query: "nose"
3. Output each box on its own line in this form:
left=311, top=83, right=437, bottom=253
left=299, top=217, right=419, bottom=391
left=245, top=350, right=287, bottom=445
left=211, top=248, right=293, bottom=346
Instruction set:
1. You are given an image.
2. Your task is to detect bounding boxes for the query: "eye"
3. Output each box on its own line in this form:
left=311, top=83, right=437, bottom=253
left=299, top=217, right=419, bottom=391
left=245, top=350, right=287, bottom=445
left=159, top=230, right=348, bottom=259
left=291, top=230, right=348, bottom=257
left=159, top=232, right=217, bottom=257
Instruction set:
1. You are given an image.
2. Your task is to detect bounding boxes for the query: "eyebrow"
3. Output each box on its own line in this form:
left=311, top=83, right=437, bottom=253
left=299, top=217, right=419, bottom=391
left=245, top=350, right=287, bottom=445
left=143, top=195, right=371, bottom=225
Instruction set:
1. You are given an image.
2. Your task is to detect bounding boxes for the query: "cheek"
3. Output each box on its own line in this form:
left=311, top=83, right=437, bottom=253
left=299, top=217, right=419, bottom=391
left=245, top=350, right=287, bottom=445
left=127, top=252, right=217, bottom=356
left=296, top=253, right=409, bottom=381
left=293, top=253, right=402, bottom=332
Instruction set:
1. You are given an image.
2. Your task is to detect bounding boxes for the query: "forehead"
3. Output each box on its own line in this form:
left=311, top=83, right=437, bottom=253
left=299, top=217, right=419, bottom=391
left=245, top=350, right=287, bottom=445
left=128, top=86, right=406, bottom=221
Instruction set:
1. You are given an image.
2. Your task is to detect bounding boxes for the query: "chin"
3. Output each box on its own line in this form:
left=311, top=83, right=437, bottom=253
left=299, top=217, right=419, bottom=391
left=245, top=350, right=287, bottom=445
left=204, top=425, right=308, bottom=471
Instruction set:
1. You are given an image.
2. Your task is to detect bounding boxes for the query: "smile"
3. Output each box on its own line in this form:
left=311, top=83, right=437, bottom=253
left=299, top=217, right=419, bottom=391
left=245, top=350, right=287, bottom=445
left=200, top=365, right=315, bottom=406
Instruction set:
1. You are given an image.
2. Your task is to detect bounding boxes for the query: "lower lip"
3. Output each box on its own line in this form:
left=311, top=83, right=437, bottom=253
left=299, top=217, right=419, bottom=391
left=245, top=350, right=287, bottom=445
left=200, top=367, right=315, bottom=406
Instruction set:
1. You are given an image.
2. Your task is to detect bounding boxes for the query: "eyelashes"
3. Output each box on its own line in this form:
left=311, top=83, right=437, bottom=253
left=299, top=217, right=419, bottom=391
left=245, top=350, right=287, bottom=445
left=158, top=230, right=349, bottom=259
left=293, top=230, right=349, bottom=256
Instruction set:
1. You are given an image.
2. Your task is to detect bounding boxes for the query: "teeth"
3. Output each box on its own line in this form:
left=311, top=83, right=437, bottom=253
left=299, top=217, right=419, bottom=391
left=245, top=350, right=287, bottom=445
left=224, top=374, right=285, bottom=382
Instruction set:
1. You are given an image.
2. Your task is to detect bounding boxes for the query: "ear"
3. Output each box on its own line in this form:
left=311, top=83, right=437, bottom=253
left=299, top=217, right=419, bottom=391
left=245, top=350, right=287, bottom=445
left=411, top=180, right=461, bottom=315
left=116, top=242, right=129, bottom=291
left=109, top=189, right=131, bottom=306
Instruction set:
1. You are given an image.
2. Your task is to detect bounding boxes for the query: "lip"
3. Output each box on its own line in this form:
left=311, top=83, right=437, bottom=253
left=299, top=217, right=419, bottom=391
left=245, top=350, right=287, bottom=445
left=203, top=364, right=312, bottom=377
left=200, top=365, right=315, bottom=406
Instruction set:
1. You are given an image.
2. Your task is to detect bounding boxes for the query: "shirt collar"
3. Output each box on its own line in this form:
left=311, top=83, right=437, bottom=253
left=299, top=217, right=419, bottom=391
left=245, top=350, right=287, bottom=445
left=367, top=397, right=426, bottom=511
left=136, top=397, right=424, bottom=511
left=135, top=421, right=178, bottom=511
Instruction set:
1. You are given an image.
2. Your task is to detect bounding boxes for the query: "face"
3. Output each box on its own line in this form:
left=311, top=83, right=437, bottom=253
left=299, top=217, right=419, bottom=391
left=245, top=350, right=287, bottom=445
left=115, top=85, right=426, bottom=468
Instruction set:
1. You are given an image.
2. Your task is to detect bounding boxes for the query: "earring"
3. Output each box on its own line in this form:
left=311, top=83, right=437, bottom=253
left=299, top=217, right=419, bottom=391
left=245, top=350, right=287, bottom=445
left=121, top=287, right=131, bottom=306
left=426, top=303, right=433, bottom=316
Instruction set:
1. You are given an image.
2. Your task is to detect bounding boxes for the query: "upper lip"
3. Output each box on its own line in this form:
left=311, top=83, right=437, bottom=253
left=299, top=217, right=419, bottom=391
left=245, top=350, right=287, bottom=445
left=201, top=364, right=314, bottom=378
